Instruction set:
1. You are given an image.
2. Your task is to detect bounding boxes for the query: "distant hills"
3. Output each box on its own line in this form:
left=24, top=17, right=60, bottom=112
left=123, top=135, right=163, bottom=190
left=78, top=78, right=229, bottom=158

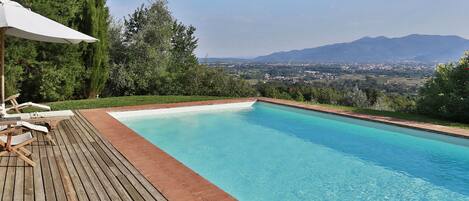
left=204, top=34, right=469, bottom=63
left=200, top=57, right=251, bottom=63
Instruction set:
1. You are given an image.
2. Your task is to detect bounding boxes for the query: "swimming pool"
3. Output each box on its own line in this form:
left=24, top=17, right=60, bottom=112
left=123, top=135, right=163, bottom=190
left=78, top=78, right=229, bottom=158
left=113, top=102, right=469, bottom=201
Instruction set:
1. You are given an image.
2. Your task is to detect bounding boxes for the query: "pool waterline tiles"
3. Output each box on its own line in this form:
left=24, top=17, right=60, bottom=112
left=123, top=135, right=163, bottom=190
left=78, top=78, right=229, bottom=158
left=114, top=101, right=469, bottom=201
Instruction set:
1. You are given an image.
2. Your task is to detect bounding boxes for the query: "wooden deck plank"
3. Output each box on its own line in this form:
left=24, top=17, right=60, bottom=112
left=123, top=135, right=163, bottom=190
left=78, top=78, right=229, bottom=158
left=89, top=142, right=135, bottom=201
left=24, top=144, right=34, bottom=201
left=58, top=121, right=103, bottom=201
left=0, top=153, right=10, bottom=199
left=13, top=151, right=24, bottom=201
left=75, top=111, right=167, bottom=201
left=3, top=154, right=17, bottom=201
left=38, top=132, right=56, bottom=201
left=63, top=121, right=122, bottom=201
left=50, top=128, right=78, bottom=201
left=66, top=119, right=132, bottom=201
left=0, top=112, right=165, bottom=201
left=44, top=134, right=67, bottom=201
left=75, top=112, right=167, bottom=201
left=32, top=135, right=45, bottom=201
left=63, top=122, right=111, bottom=201
left=54, top=123, right=92, bottom=201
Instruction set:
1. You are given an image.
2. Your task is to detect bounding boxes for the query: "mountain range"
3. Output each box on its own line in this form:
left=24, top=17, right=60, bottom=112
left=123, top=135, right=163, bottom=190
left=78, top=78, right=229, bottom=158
left=205, top=34, right=469, bottom=63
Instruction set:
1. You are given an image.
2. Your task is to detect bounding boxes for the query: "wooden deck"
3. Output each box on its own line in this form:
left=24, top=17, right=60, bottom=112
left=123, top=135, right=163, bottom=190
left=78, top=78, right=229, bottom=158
left=0, top=111, right=167, bottom=201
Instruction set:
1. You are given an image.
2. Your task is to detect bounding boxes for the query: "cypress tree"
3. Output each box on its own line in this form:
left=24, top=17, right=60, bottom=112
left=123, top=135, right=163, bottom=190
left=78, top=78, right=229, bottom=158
left=80, top=0, right=110, bottom=98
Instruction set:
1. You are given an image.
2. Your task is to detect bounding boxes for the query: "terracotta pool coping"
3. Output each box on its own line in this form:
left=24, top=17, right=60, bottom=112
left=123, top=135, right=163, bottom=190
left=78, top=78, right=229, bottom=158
left=79, top=97, right=469, bottom=201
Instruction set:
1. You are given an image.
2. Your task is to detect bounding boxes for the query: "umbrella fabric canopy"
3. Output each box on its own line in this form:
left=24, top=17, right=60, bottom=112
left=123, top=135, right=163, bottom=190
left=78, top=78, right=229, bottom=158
left=0, top=0, right=97, bottom=115
left=0, top=0, right=97, bottom=44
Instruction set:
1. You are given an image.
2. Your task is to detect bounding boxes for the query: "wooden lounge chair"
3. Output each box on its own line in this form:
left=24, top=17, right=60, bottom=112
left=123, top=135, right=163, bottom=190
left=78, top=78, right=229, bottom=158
left=7, top=110, right=74, bottom=130
left=0, top=121, right=54, bottom=145
left=5, top=93, right=51, bottom=113
left=0, top=111, right=74, bottom=146
left=0, top=127, right=36, bottom=167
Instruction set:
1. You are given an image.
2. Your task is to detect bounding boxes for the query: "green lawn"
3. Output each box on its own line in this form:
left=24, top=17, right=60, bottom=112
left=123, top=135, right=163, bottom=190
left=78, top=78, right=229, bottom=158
left=44, top=96, right=227, bottom=111
left=314, top=103, right=469, bottom=130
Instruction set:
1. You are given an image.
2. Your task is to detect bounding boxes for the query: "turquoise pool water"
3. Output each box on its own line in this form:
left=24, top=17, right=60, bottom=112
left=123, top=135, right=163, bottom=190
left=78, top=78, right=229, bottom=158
left=118, top=102, right=469, bottom=201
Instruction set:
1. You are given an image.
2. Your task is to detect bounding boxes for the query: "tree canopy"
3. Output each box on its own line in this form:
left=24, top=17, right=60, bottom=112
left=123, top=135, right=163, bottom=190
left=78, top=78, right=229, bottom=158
left=6, top=0, right=110, bottom=101
left=104, top=0, right=255, bottom=97
left=417, top=52, right=469, bottom=122
left=6, top=0, right=255, bottom=102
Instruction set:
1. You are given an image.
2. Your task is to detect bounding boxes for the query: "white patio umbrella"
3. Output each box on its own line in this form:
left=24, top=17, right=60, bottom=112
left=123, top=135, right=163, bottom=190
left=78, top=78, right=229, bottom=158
left=0, top=0, right=97, bottom=115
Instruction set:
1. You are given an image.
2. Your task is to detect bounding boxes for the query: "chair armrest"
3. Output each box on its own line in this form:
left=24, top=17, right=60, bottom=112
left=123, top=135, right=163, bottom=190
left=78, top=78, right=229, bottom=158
left=0, top=127, right=19, bottom=136
left=5, top=93, right=20, bottom=102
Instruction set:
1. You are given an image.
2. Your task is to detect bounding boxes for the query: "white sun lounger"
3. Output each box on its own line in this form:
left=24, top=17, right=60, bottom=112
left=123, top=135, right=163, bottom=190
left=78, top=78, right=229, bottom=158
left=4, top=93, right=51, bottom=113
left=0, top=120, right=54, bottom=145
left=7, top=110, right=74, bottom=131
left=7, top=110, right=74, bottom=120
left=6, top=102, right=51, bottom=113
left=0, top=121, right=49, bottom=133
left=1, top=111, right=74, bottom=145
left=18, top=121, right=49, bottom=133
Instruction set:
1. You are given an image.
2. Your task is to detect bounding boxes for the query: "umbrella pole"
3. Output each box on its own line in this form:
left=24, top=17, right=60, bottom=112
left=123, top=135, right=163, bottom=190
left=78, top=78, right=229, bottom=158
left=0, top=28, right=4, bottom=115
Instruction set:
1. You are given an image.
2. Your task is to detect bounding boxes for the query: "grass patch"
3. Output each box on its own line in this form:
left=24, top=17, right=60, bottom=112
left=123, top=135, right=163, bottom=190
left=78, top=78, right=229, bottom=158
left=314, top=103, right=469, bottom=130
left=43, top=96, right=227, bottom=111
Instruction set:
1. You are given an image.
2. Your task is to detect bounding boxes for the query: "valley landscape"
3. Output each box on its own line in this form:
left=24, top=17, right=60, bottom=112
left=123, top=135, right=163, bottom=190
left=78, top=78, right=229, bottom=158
left=203, top=34, right=469, bottom=96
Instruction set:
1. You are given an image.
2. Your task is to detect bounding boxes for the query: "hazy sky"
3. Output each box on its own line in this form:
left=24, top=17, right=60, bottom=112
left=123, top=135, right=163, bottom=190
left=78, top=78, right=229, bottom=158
left=107, top=0, right=469, bottom=58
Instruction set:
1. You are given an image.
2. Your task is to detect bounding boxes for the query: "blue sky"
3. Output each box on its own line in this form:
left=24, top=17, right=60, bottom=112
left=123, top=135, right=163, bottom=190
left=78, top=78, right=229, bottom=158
left=107, top=0, right=469, bottom=58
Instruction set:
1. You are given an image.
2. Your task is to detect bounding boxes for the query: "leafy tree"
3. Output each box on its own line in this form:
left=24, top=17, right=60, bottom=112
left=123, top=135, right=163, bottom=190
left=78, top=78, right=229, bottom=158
left=293, top=90, right=305, bottom=102
left=123, top=5, right=148, bottom=42
left=105, top=0, right=255, bottom=98
left=4, top=38, right=33, bottom=97
left=169, top=21, right=198, bottom=71
left=371, top=96, right=392, bottom=111
left=363, top=88, right=382, bottom=106
left=79, top=0, right=110, bottom=98
left=417, top=52, right=469, bottom=122
left=5, top=0, right=257, bottom=102
left=198, top=68, right=256, bottom=97
left=108, top=20, right=127, bottom=66
left=388, top=95, right=415, bottom=112
left=311, top=88, right=341, bottom=104
left=104, top=20, right=133, bottom=96
left=169, top=21, right=199, bottom=94
left=105, top=1, right=174, bottom=96
left=341, top=86, right=369, bottom=108
left=126, top=0, right=173, bottom=95
left=6, top=0, right=86, bottom=102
